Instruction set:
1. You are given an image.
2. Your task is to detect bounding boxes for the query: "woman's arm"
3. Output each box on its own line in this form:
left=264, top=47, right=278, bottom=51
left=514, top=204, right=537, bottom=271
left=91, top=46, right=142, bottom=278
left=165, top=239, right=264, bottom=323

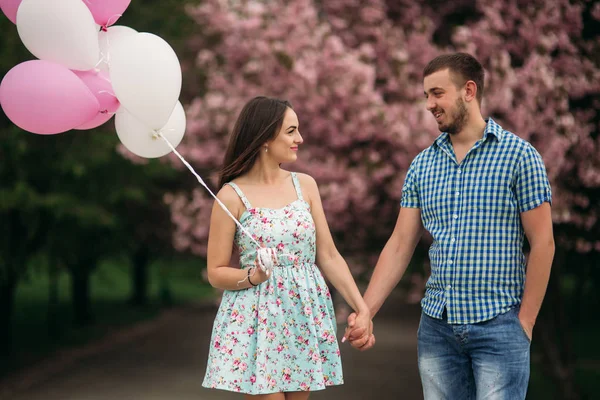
left=299, top=174, right=370, bottom=317
left=206, top=185, right=269, bottom=290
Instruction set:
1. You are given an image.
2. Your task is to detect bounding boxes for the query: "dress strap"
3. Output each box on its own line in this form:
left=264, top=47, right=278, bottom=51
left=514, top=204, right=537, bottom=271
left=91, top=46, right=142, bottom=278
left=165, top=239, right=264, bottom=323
left=291, top=172, right=304, bottom=201
left=225, top=182, right=252, bottom=209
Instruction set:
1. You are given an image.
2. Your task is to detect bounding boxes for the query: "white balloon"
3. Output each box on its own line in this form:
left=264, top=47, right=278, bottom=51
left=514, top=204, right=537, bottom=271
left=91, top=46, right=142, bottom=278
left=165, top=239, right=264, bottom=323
left=109, top=32, right=182, bottom=130
left=16, top=0, right=99, bottom=71
left=115, top=101, right=186, bottom=159
left=97, top=25, right=138, bottom=72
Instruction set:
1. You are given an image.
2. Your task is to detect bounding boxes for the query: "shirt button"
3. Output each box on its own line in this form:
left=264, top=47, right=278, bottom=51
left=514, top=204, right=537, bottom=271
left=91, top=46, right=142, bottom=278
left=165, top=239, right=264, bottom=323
left=451, top=237, right=456, bottom=243
left=457, top=169, right=461, bottom=174
left=448, top=260, right=454, bottom=265
left=455, top=191, right=460, bottom=196
left=453, top=214, right=458, bottom=219
left=446, top=285, right=452, bottom=290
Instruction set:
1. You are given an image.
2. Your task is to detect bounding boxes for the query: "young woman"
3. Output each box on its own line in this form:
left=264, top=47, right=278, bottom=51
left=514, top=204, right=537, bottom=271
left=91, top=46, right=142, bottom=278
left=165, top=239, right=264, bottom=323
left=202, top=96, right=371, bottom=400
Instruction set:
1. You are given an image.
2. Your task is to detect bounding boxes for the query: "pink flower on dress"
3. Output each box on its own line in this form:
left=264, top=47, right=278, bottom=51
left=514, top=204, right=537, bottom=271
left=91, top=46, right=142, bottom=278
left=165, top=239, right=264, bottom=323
left=267, top=331, right=276, bottom=340
left=277, top=344, right=284, bottom=353
left=239, top=362, right=248, bottom=372
left=304, top=306, right=312, bottom=316
left=250, top=375, right=256, bottom=384
left=247, top=327, right=254, bottom=335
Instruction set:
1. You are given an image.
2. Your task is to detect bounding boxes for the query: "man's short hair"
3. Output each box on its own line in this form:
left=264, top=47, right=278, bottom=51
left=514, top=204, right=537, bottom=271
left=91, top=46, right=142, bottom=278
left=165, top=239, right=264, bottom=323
left=423, top=52, right=485, bottom=104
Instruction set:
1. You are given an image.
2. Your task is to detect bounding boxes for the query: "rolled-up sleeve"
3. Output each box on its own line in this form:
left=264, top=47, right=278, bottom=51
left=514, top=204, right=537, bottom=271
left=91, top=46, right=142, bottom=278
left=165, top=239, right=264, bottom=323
left=515, top=144, right=552, bottom=212
left=400, top=157, right=421, bottom=208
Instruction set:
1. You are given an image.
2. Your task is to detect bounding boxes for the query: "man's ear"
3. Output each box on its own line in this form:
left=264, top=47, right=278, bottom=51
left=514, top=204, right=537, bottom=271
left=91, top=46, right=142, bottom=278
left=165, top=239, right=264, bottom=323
left=464, top=80, right=478, bottom=103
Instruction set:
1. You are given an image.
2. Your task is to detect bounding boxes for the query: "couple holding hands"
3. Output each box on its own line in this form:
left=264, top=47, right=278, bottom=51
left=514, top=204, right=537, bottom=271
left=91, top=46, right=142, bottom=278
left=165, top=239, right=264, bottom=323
left=202, top=53, right=554, bottom=400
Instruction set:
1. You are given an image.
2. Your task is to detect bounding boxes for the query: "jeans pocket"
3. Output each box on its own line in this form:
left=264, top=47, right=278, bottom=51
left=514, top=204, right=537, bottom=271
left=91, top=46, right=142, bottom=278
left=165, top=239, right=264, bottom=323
left=516, top=314, right=532, bottom=343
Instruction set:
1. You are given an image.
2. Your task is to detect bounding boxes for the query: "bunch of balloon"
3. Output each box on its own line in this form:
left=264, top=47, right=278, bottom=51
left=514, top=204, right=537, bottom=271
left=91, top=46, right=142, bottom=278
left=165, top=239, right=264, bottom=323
left=0, top=0, right=186, bottom=158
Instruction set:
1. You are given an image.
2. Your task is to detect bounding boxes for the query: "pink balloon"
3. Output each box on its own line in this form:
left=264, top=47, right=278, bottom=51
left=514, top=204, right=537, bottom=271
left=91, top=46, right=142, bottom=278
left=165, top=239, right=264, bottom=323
left=83, top=0, right=131, bottom=27
left=73, top=69, right=120, bottom=130
left=0, top=60, right=100, bottom=135
left=0, top=0, right=22, bottom=24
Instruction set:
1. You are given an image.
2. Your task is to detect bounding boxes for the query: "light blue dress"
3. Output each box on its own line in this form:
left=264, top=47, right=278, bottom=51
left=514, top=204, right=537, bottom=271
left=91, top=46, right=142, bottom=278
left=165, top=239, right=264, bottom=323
left=202, top=173, right=343, bottom=394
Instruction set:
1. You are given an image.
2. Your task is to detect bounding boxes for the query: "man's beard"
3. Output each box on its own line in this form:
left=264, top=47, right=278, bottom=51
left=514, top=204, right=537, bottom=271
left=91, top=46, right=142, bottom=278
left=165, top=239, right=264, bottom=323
left=439, top=98, right=468, bottom=135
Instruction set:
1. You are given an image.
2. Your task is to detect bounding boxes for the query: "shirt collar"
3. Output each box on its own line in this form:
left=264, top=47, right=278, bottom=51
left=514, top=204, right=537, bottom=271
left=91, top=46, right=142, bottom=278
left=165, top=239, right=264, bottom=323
left=434, top=118, right=504, bottom=148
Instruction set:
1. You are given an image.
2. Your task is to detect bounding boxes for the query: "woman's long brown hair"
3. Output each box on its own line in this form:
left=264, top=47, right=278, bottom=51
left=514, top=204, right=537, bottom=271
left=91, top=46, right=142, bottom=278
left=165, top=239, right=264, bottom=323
left=218, top=96, right=292, bottom=188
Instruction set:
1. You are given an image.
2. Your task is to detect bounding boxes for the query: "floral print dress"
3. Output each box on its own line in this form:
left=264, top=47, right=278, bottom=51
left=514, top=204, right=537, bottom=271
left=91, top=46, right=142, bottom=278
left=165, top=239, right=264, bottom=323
left=202, top=172, right=343, bottom=395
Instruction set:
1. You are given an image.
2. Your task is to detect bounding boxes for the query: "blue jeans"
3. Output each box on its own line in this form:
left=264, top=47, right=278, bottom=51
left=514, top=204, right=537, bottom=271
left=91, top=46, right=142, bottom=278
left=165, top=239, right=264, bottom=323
left=418, top=306, right=531, bottom=400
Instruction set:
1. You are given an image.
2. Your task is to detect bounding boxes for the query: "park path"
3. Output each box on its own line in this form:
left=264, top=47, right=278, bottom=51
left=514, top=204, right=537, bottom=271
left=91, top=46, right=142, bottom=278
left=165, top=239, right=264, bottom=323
left=5, top=294, right=423, bottom=400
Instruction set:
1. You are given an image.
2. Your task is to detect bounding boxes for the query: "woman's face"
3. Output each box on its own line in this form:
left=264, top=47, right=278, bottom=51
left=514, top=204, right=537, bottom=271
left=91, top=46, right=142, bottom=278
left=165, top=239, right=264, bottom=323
left=265, top=108, right=303, bottom=163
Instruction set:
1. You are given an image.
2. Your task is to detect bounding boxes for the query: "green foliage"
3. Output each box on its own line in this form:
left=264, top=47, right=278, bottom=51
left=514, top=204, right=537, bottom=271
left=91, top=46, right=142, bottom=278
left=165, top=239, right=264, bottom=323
left=2, top=257, right=211, bottom=377
left=0, top=0, right=198, bottom=357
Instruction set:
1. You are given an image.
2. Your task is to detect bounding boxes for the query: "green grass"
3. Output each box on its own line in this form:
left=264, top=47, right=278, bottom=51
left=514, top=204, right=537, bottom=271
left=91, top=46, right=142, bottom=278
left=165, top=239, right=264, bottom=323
left=3, top=257, right=213, bottom=377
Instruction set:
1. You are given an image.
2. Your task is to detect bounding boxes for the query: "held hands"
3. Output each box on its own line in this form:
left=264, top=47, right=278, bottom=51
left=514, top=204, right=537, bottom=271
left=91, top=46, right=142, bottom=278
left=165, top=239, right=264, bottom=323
left=342, top=311, right=376, bottom=351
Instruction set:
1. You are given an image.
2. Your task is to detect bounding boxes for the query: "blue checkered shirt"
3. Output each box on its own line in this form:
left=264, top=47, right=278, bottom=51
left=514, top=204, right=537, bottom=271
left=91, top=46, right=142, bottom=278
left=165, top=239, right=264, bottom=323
left=401, top=118, right=552, bottom=324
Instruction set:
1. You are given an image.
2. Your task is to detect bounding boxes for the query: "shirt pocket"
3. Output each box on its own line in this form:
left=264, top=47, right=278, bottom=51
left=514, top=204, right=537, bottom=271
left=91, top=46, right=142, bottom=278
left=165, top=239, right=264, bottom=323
left=470, top=171, right=517, bottom=217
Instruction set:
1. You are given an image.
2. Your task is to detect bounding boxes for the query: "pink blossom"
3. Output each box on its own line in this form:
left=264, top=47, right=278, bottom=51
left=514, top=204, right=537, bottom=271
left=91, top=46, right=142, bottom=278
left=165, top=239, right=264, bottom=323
left=166, top=0, right=600, bottom=269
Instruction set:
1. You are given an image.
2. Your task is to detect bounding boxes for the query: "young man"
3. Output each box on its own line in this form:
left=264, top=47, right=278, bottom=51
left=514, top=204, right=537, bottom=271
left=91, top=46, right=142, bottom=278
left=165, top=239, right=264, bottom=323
left=346, top=53, right=554, bottom=399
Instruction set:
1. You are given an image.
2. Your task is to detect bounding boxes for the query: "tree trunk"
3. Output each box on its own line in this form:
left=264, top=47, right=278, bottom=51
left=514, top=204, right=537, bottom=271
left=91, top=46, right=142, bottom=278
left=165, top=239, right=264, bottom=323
left=47, top=261, right=60, bottom=339
left=0, top=274, right=17, bottom=358
left=70, top=263, right=93, bottom=327
left=129, top=245, right=150, bottom=307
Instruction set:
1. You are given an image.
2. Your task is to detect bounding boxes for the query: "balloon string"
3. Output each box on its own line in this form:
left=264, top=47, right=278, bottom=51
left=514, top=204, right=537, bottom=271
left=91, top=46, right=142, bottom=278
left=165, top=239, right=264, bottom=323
left=94, top=56, right=105, bottom=69
left=155, top=131, right=295, bottom=277
left=155, top=131, right=262, bottom=249
left=98, top=90, right=118, bottom=98
left=97, top=27, right=114, bottom=69
left=104, top=14, right=123, bottom=29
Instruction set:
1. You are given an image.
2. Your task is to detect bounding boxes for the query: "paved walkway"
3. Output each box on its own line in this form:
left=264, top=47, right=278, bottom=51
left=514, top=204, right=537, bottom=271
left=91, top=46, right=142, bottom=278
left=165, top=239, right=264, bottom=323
left=5, top=296, right=423, bottom=400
